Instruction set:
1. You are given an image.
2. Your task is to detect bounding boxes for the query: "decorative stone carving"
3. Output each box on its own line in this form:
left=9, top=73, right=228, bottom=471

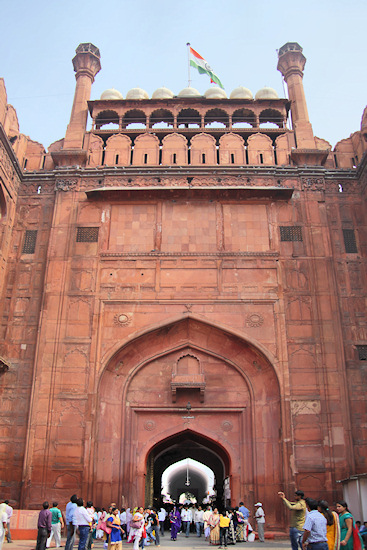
left=301, top=177, right=325, bottom=191
left=222, top=421, right=233, bottom=432
left=56, top=179, right=78, bottom=191
left=113, top=313, right=131, bottom=326
left=246, top=313, right=264, bottom=327
left=144, top=420, right=156, bottom=431
left=291, top=400, right=321, bottom=416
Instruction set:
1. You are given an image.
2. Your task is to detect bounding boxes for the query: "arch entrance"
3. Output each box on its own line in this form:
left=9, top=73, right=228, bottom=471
left=147, top=430, right=230, bottom=508
left=96, top=317, right=283, bottom=521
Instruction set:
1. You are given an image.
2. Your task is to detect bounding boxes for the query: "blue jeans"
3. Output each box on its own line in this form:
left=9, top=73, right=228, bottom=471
left=185, top=521, right=190, bottom=537
left=290, top=527, right=303, bottom=550
left=78, top=525, right=90, bottom=550
left=307, top=543, right=328, bottom=550
left=196, top=522, right=203, bottom=537
left=65, top=523, right=75, bottom=550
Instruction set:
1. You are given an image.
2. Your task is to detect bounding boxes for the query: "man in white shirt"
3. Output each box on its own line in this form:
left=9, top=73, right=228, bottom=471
left=4, top=501, right=12, bottom=543
left=158, top=508, right=166, bottom=536
left=73, top=498, right=93, bottom=550
left=194, top=506, right=204, bottom=537
left=181, top=506, right=189, bottom=536
left=120, top=508, right=127, bottom=539
left=254, top=503, right=265, bottom=543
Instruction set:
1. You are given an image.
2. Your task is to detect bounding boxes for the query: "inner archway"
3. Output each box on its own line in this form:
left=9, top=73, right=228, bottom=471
left=147, top=430, right=230, bottom=508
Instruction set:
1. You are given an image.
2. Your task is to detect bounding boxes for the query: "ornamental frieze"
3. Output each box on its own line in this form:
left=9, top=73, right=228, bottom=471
left=301, top=176, right=325, bottom=190
left=55, top=178, right=78, bottom=191
left=0, top=141, right=14, bottom=180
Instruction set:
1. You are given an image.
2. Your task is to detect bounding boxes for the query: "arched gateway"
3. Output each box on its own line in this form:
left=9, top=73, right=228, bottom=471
left=96, top=316, right=283, bottom=523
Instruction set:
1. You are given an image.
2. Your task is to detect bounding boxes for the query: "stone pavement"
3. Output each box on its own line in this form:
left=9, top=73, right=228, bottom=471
left=5, top=535, right=290, bottom=550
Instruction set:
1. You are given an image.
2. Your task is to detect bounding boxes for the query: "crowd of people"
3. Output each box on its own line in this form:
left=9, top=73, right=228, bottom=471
left=1, top=492, right=366, bottom=550
left=278, top=491, right=366, bottom=550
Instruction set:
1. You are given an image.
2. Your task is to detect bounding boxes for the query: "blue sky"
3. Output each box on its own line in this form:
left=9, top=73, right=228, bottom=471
left=2, top=0, right=366, bottom=150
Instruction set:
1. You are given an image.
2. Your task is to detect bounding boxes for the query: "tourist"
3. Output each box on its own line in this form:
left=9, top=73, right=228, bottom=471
left=194, top=506, right=204, bottom=537
left=226, top=509, right=237, bottom=545
left=254, top=502, right=265, bottom=543
left=209, top=507, right=220, bottom=546
left=301, top=498, right=328, bottom=550
left=359, top=522, right=367, bottom=547
left=203, top=506, right=212, bottom=541
left=106, top=508, right=124, bottom=550
left=65, top=495, right=78, bottom=550
left=336, top=500, right=363, bottom=550
left=73, top=498, right=93, bottom=550
left=238, top=503, right=250, bottom=521
left=46, top=502, right=64, bottom=548
left=234, top=508, right=245, bottom=542
left=85, top=501, right=95, bottom=550
left=128, top=507, right=145, bottom=550
left=36, top=502, right=52, bottom=550
left=278, top=490, right=307, bottom=550
left=169, top=507, right=181, bottom=541
left=181, top=505, right=190, bottom=537
left=318, top=500, right=340, bottom=550
left=219, top=510, right=230, bottom=549
left=3, top=501, right=12, bottom=544
left=158, top=508, right=166, bottom=536
left=0, top=503, right=8, bottom=550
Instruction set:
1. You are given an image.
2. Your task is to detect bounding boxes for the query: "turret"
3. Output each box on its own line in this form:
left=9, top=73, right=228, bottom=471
left=277, top=42, right=328, bottom=165
left=277, top=42, right=315, bottom=148
left=53, top=43, right=101, bottom=166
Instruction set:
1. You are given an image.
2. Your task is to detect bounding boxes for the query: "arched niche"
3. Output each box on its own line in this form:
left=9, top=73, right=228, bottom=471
left=190, top=133, right=217, bottom=165
left=123, top=109, right=146, bottom=129
left=150, top=109, right=174, bottom=128
left=88, top=134, right=104, bottom=167
left=161, top=133, right=188, bottom=165
left=232, top=108, right=256, bottom=128
left=259, top=108, right=284, bottom=128
left=104, top=134, right=132, bottom=166
left=247, top=133, right=275, bottom=166
left=95, top=316, right=283, bottom=515
left=204, top=108, right=229, bottom=128
left=177, top=108, right=201, bottom=128
left=219, top=133, right=246, bottom=165
left=95, top=110, right=119, bottom=129
left=0, top=183, right=7, bottom=221
left=132, top=134, right=160, bottom=165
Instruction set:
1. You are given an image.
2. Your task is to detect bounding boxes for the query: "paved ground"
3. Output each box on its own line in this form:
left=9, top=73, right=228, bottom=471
left=6, top=535, right=290, bottom=550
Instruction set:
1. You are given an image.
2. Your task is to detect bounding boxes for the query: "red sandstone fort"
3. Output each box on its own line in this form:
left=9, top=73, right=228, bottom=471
left=0, top=42, right=366, bottom=529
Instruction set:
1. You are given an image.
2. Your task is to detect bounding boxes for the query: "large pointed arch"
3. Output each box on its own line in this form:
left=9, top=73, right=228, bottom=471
left=94, top=316, right=283, bottom=517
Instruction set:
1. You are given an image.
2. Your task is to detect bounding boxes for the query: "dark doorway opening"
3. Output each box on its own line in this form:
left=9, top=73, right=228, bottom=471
left=145, top=430, right=230, bottom=509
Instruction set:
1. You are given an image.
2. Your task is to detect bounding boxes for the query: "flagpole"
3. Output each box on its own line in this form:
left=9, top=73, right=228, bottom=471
left=186, top=42, right=191, bottom=87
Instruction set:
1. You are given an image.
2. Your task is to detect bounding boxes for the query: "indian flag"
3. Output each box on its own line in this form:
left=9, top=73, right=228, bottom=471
left=189, top=46, right=224, bottom=89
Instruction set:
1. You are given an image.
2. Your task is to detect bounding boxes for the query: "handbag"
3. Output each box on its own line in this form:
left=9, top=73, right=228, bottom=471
left=100, top=521, right=112, bottom=535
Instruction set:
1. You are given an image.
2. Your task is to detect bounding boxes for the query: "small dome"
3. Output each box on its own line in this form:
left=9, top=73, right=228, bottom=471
left=204, top=87, right=227, bottom=99
left=178, top=86, right=202, bottom=98
left=100, top=88, right=123, bottom=100
left=255, top=87, right=279, bottom=100
left=230, top=86, right=253, bottom=100
left=126, top=87, right=149, bottom=100
left=152, top=86, right=174, bottom=99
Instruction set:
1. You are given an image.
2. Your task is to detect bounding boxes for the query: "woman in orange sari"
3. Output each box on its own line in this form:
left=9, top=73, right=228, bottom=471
left=318, top=501, right=340, bottom=550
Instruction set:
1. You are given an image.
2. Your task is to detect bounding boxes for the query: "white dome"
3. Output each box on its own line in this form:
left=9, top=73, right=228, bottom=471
left=178, top=86, right=202, bottom=98
left=100, top=88, right=123, bottom=100
left=230, top=86, right=253, bottom=100
left=126, top=87, right=149, bottom=100
left=152, top=86, right=174, bottom=99
left=255, top=87, right=279, bottom=100
left=204, top=87, right=227, bottom=99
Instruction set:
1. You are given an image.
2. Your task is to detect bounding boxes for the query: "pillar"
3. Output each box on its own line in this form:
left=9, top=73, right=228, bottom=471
left=63, top=43, right=101, bottom=150
left=277, top=42, right=315, bottom=149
